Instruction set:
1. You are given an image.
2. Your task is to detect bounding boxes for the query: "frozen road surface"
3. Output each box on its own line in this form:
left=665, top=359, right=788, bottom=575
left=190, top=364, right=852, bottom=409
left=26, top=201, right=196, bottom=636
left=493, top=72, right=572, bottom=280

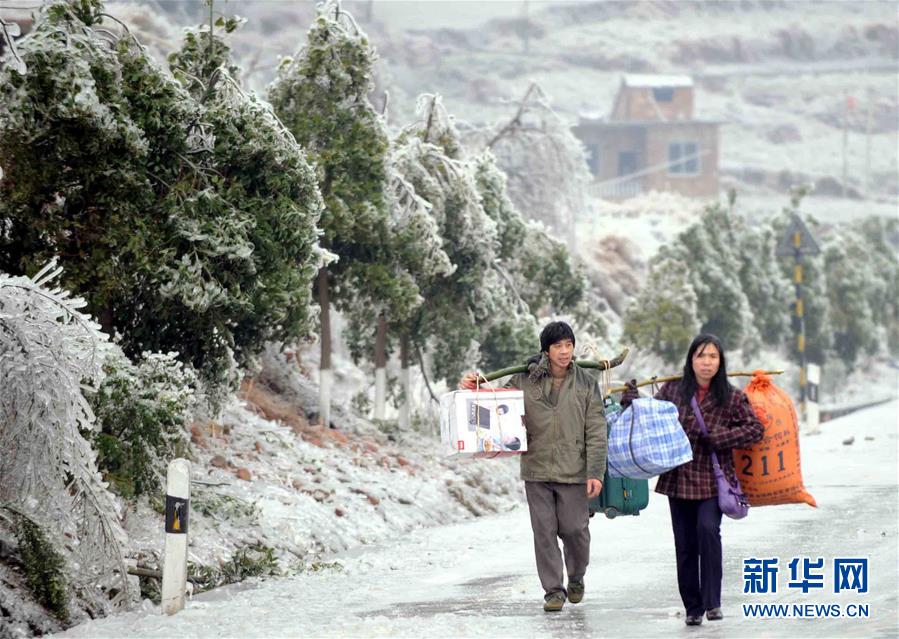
left=58, top=401, right=898, bottom=638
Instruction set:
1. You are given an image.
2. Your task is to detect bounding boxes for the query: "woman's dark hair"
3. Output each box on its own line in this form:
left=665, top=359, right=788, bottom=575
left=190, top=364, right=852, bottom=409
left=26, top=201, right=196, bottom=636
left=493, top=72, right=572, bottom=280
left=540, top=321, right=576, bottom=353
left=678, top=334, right=732, bottom=406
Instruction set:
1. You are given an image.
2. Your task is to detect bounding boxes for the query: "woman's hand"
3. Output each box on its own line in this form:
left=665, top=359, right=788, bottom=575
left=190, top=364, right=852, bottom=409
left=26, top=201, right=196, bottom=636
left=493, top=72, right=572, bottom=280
left=619, top=379, right=639, bottom=408
left=696, top=432, right=714, bottom=451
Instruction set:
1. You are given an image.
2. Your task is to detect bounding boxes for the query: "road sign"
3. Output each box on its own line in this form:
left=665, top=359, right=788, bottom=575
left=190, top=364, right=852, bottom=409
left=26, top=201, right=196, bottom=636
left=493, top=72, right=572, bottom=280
left=161, top=459, right=191, bottom=616
left=776, top=214, right=820, bottom=257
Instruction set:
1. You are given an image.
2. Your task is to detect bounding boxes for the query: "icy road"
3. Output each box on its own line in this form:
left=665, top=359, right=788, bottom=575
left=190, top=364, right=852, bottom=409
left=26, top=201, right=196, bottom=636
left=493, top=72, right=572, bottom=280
left=58, top=400, right=897, bottom=639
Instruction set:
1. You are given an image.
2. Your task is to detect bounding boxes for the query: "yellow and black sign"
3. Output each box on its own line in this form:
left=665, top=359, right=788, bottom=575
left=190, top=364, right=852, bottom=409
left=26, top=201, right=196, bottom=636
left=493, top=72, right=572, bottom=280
left=776, top=214, right=820, bottom=257
left=165, top=495, right=189, bottom=534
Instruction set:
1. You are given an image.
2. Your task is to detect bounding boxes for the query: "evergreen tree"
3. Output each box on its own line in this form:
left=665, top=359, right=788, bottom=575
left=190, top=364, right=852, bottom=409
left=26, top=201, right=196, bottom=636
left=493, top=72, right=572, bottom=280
left=268, top=1, right=400, bottom=427
left=854, top=216, right=899, bottom=358
left=472, top=150, right=592, bottom=368
left=390, top=96, right=505, bottom=393
left=0, top=0, right=322, bottom=401
left=664, top=204, right=758, bottom=353
left=622, top=255, right=700, bottom=366
left=343, top=134, right=454, bottom=420
left=463, top=82, right=591, bottom=252
left=167, top=17, right=324, bottom=394
left=823, top=236, right=877, bottom=367
left=473, top=151, right=586, bottom=315
left=736, top=219, right=793, bottom=347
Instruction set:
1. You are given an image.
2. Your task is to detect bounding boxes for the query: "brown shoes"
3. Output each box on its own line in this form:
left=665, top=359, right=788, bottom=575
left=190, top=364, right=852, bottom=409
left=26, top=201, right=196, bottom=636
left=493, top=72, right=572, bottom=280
left=568, top=580, right=585, bottom=604
left=543, top=592, right=565, bottom=612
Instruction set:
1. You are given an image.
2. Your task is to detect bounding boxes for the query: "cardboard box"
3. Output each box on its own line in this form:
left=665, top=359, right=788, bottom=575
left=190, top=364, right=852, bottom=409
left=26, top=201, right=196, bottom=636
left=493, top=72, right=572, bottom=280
left=439, top=389, right=527, bottom=457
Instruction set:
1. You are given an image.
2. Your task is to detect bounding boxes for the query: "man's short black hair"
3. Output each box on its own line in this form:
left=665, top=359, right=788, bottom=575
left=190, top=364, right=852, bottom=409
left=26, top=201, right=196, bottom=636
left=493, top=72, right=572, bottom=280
left=540, top=321, right=575, bottom=353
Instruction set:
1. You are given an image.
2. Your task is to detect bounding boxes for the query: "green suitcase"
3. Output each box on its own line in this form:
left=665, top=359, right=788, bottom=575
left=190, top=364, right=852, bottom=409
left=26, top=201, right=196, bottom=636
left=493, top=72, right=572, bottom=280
left=589, top=398, right=650, bottom=519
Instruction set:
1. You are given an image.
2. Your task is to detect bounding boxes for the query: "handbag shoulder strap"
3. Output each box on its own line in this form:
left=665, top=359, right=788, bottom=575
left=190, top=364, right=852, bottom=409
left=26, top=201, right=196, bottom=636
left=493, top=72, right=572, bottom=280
left=690, top=396, right=723, bottom=471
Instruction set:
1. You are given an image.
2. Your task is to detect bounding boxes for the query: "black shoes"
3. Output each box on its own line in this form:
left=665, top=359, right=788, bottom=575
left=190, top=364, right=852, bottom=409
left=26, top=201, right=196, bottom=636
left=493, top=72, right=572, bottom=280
left=685, top=608, right=723, bottom=625
left=707, top=607, right=724, bottom=620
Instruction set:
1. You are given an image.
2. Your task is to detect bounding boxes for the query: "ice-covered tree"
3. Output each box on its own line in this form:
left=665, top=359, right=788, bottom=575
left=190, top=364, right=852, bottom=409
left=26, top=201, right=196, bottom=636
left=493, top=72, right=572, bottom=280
left=854, top=216, right=899, bottom=358
left=473, top=151, right=586, bottom=313
left=622, top=255, right=700, bottom=366
left=344, top=135, right=455, bottom=420
left=463, top=82, right=592, bottom=252
left=167, top=16, right=324, bottom=391
left=388, top=97, right=503, bottom=421
left=0, top=261, right=132, bottom=616
left=821, top=219, right=897, bottom=369
left=472, top=150, right=592, bottom=367
left=90, top=349, right=196, bottom=498
left=662, top=204, right=759, bottom=354
left=0, top=0, right=322, bottom=402
left=736, top=218, right=793, bottom=347
left=268, top=1, right=401, bottom=427
left=823, top=237, right=876, bottom=367
left=375, top=95, right=542, bottom=428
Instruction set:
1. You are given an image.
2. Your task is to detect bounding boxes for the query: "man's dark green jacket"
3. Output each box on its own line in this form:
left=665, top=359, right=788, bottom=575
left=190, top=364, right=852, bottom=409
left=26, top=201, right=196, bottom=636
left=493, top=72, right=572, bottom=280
left=506, top=353, right=607, bottom=483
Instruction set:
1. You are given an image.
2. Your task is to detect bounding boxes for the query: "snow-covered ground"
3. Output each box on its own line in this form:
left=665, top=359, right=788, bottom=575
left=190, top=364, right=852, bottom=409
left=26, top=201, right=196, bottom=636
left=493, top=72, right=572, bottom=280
left=56, top=400, right=898, bottom=638
left=119, top=375, right=525, bottom=571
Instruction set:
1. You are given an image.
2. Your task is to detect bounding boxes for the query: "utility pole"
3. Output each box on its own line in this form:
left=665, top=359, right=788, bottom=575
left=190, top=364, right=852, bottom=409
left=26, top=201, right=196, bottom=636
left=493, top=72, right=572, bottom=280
left=522, top=0, right=530, bottom=54
left=842, top=92, right=850, bottom=198
left=865, top=87, right=873, bottom=198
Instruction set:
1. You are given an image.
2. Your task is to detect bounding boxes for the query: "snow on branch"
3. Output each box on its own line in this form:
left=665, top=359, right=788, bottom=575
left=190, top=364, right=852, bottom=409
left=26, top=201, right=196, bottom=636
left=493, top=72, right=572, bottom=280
left=460, top=82, right=591, bottom=250
left=0, top=16, right=27, bottom=74
left=0, top=260, right=133, bottom=612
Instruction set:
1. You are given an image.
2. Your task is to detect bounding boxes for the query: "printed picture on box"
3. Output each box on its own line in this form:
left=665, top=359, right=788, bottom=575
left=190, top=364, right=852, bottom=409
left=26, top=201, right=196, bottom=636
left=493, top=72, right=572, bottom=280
left=470, top=402, right=524, bottom=452
left=466, top=399, right=493, bottom=431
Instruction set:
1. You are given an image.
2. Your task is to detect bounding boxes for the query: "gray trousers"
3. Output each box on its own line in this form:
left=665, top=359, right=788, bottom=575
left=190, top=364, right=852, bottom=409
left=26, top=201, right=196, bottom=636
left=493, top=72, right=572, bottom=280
left=524, top=481, right=591, bottom=599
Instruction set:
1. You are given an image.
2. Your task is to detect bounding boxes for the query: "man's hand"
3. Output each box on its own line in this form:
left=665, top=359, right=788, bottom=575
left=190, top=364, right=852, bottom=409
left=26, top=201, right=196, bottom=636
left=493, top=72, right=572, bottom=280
left=458, top=372, right=482, bottom=390
left=586, top=478, right=603, bottom=498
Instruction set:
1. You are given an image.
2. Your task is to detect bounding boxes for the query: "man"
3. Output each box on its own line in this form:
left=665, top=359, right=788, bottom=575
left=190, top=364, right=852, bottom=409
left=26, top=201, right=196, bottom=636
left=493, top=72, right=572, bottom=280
left=460, top=321, right=607, bottom=612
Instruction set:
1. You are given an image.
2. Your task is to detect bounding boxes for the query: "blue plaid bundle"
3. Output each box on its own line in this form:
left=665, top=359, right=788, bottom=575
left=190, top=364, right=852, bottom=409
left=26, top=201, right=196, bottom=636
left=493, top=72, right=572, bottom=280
left=607, top=398, right=693, bottom=479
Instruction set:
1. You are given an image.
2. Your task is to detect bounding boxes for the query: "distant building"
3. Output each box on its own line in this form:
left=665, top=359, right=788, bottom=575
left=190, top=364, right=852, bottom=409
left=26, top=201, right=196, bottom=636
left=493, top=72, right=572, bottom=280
left=572, top=75, right=720, bottom=200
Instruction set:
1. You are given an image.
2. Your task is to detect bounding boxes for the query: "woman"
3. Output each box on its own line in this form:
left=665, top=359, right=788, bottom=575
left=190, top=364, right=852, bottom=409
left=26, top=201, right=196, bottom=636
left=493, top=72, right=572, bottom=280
left=621, top=334, right=764, bottom=627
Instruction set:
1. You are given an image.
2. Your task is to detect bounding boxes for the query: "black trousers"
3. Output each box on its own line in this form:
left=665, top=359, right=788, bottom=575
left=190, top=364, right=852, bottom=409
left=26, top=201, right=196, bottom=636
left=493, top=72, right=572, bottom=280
left=668, top=496, right=723, bottom=616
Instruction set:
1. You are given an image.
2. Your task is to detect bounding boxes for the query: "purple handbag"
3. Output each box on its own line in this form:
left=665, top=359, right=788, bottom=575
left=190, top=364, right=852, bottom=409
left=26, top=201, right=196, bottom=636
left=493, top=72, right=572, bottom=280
left=691, top=397, right=749, bottom=520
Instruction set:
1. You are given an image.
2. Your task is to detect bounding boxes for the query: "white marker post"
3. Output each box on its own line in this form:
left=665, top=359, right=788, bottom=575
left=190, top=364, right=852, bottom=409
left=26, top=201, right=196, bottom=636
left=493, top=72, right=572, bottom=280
left=806, top=363, right=820, bottom=434
left=161, top=458, right=191, bottom=615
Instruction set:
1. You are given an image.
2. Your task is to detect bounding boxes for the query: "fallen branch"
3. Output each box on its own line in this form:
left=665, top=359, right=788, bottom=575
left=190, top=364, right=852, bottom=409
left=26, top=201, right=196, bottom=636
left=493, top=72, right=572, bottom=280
left=190, top=479, right=232, bottom=487
left=127, top=566, right=201, bottom=585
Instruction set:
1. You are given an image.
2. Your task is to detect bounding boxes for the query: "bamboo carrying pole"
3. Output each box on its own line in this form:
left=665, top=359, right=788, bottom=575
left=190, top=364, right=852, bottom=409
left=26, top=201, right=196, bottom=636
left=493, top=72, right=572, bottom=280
left=475, top=348, right=630, bottom=383
left=472, top=350, right=782, bottom=398
left=606, top=370, right=785, bottom=396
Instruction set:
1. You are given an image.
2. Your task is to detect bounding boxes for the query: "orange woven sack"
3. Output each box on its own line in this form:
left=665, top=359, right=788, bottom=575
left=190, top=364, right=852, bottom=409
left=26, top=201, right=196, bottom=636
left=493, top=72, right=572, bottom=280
left=734, top=370, right=817, bottom=507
